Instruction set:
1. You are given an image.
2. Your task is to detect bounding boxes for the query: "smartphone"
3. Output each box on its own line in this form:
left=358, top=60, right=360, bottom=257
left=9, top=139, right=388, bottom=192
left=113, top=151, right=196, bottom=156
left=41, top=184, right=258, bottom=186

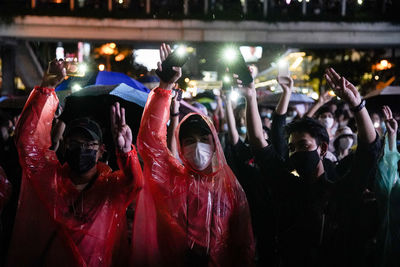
left=173, top=88, right=183, bottom=101
left=225, top=47, right=253, bottom=85
left=156, top=46, right=189, bottom=82
left=222, top=74, right=233, bottom=91
left=65, top=61, right=85, bottom=77
left=48, top=60, right=85, bottom=77
left=278, top=60, right=290, bottom=77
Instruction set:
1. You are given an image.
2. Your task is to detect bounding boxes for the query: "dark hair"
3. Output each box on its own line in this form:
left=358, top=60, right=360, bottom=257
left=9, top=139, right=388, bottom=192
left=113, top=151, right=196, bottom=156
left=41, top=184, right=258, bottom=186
left=179, top=114, right=212, bottom=141
left=316, top=106, right=333, bottom=118
left=286, top=117, right=329, bottom=146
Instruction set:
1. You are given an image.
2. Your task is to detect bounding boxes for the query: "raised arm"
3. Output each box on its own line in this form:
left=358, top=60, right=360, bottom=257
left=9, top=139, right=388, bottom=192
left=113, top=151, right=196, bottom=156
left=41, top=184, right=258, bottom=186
left=275, top=76, right=293, bottom=115
left=167, top=90, right=181, bottom=158
left=237, top=75, right=268, bottom=150
left=111, top=102, right=144, bottom=193
left=304, top=91, right=332, bottom=118
left=15, top=60, right=65, bottom=172
left=137, top=43, right=182, bottom=163
left=270, top=75, right=293, bottom=160
left=376, top=105, right=400, bottom=194
left=325, top=68, right=376, bottom=144
left=224, top=92, right=240, bottom=145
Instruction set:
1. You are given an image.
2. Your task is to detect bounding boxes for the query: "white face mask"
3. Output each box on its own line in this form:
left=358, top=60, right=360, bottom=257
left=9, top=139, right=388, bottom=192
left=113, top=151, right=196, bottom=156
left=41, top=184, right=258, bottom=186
left=183, top=142, right=214, bottom=171
left=338, top=137, right=353, bottom=151
left=320, top=117, right=334, bottom=129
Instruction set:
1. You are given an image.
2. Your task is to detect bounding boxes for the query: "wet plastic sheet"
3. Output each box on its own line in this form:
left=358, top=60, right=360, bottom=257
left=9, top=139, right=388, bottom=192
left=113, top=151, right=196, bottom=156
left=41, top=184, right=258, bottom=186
left=134, top=87, right=255, bottom=266
left=8, top=86, right=143, bottom=267
left=375, top=136, right=400, bottom=267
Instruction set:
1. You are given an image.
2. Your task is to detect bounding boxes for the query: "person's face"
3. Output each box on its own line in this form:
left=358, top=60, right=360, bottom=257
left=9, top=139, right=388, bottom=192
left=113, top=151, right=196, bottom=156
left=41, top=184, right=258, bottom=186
left=0, top=126, right=9, bottom=142
left=319, top=112, right=333, bottom=120
left=181, top=132, right=214, bottom=150
left=181, top=132, right=216, bottom=171
left=236, top=108, right=246, bottom=127
left=64, top=134, right=103, bottom=162
left=288, top=132, right=326, bottom=157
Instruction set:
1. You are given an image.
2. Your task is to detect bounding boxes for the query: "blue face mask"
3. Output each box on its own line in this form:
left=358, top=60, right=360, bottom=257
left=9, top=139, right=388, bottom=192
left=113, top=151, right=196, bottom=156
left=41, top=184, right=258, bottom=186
left=239, top=126, right=247, bottom=135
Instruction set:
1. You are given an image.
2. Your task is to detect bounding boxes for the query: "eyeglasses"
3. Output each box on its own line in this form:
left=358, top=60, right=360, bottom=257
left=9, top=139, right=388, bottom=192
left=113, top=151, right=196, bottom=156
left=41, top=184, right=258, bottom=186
left=66, top=140, right=99, bottom=150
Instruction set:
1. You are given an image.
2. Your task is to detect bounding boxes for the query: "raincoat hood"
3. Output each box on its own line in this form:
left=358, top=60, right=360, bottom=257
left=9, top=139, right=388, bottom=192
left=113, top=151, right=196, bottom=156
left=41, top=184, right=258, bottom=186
left=176, top=113, right=224, bottom=177
left=135, top=87, right=255, bottom=267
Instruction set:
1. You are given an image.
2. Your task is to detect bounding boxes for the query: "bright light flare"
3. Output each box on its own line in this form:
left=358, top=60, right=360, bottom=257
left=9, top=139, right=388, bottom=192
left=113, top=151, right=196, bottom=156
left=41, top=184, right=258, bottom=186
left=230, top=90, right=240, bottom=102
left=78, top=63, right=87, bottom=74
left=311, top=92, right=319, bottom=100
left=374, top=121, right=380, bottom=128
left=291, top=57, right=303, bottom=70
left=328, top=90, right=336, bottom=97
left=98, top=64, right=105, bottom=71
left=278, top=59, right=288, bottom=68
left=115, top=54, right=125, bottom=61
left=175, top=46, right=187, bottom=57
left=380, top=60, right=388, bottom=67
left=223, top=75, right=231, bottom=83
left=72, top=84, right=82, bottom=92
left=357, top=0, right=363, bottom=5
left=223, top=48, right=237, bottom=63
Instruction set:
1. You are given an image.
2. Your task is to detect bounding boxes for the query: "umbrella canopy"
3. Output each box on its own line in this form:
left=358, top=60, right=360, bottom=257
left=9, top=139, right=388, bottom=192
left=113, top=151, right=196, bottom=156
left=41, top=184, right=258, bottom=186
left=258, top=92, right=315, bottom=106
left=0, top=96, right=28, bottom=109
left=364, top=86, right=400, bottom=113
left=59, top=83, right=148, bottom=170
left=364, top=86, right=400, bottom=99
left=55, top=71, right=150, bottom=106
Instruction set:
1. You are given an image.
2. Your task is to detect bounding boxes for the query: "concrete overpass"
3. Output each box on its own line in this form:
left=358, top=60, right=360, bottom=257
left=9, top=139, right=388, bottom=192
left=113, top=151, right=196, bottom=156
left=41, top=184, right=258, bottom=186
left=1, top=16, right=400, bottom=46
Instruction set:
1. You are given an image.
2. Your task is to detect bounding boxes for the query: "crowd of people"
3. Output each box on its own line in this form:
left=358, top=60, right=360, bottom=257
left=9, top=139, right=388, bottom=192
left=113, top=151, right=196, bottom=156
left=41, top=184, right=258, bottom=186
left=0, top=43, right=399, bottom=267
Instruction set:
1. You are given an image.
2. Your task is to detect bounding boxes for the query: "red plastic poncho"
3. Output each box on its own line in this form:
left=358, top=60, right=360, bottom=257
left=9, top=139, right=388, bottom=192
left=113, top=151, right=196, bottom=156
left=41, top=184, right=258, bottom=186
left=0, top=166, right=12, bottom=212
left=7, top=86, right=144, bottom=267
left=134, top=87, right=255, bottom=267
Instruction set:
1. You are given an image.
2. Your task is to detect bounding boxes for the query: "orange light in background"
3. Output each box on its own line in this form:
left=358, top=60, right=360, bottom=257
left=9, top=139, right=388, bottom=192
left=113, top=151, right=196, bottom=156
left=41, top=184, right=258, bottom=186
left=115, top=53, right=125, bottom=62
left=100, top=43, right=117, bottom=56
left=54, top=0, right=63, bottom=3
left=374, top=59, right=393, bottom=71
left=98, top=64, right=105, bottom=71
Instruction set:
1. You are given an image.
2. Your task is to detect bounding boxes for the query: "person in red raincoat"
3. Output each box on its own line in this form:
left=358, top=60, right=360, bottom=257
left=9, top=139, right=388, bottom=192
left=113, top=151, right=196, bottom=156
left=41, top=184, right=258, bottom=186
left=7, top=60, right=143, bottom=267
left=132, top=43, right=255, bottom=267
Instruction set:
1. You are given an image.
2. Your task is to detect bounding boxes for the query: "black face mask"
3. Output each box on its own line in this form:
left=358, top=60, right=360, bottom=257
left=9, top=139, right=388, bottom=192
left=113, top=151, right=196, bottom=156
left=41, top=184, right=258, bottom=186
left=289, top=148, right=321, bottom=178
left=65, top=147, right=97, bottom=174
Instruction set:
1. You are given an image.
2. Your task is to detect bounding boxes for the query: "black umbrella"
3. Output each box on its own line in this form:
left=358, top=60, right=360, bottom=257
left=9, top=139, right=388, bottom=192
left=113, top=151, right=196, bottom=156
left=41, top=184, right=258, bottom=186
left=364, top=86, right=400, bottom=113
left=59, top=84, right=148, bottom=170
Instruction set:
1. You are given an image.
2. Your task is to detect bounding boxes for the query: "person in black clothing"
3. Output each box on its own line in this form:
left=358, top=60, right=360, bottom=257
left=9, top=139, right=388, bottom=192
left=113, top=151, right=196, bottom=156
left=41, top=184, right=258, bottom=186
left=223, top=89, right=276, bottom=267
left=238, top=68, right=381, bottom=267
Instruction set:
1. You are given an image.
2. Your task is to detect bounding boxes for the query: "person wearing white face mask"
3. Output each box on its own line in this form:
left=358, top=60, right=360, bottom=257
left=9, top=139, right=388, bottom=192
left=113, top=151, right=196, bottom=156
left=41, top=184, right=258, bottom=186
left=134, top=43, right=255, bottom=267
left=333, top=126, right=356, bottom=161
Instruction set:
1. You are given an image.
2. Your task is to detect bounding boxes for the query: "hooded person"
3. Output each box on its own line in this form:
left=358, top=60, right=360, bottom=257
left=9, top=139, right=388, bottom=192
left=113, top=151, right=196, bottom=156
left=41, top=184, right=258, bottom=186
left=7, top=59, right=144, bottom=267
left=132, top=43, right=255, bottom=267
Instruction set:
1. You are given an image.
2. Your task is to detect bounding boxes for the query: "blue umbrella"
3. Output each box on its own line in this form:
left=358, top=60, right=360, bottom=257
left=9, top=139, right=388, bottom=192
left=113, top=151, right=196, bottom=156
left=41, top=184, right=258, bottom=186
left=56, top=71, right=150, bottom=93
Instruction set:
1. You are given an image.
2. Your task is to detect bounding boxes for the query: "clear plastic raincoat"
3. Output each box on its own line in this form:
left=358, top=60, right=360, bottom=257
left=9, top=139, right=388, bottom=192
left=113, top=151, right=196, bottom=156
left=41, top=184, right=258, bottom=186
left=134, top=87, right=255, bottom=267
left=375, top=136, right=400, bottom=267
left=7, top=86, right=143, bottom=267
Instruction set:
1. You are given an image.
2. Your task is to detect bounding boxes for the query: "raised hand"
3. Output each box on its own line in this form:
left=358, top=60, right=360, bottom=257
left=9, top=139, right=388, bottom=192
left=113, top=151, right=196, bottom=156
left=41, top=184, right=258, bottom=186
left=277, top=75, right=294, bottom=95
left=171, top=89, right=182, bottom=115
left=40, top=59, right=67, bottom=88
left=157, top=43, right=182, bottom=90
left=382, top=105, right=398, bottom=138
left=324, top=68, right=361, bottom=108
left=111, top=102, right=132, bottom=153
left=234, top=68, right=256, bottom=99
left=317, top=91, right=333, bottom=106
